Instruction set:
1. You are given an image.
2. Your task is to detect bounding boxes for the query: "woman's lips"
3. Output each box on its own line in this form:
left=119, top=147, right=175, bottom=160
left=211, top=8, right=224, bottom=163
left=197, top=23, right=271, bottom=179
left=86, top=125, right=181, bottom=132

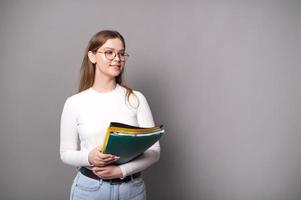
left=110, top=65, right=121, bottom=70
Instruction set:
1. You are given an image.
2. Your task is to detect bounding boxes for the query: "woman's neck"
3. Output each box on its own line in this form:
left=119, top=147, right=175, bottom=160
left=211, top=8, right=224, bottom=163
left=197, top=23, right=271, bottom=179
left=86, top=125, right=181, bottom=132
left=92, top=77, right=117, bottom=93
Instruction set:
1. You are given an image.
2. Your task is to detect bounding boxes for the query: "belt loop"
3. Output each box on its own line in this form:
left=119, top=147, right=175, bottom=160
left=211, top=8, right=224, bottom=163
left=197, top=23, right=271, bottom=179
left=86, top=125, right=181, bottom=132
left=99, top=178, right=103, bottom=186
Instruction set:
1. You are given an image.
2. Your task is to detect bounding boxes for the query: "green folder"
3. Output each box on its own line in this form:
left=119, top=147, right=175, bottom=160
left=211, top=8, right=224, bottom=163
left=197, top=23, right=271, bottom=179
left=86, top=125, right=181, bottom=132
left=102, top=122, right=164, bottom=164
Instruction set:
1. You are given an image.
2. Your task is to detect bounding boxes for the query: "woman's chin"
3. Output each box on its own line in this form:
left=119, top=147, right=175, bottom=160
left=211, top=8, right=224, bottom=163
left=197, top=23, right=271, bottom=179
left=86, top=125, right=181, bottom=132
left=109, top=71, right=122, bottom=77
left=109, top=68, right=122, bottom=76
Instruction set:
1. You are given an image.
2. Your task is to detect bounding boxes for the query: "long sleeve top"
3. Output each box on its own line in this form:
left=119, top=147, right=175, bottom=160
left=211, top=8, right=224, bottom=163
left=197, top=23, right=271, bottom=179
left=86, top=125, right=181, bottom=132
left=60, top=84, right=160, bottom=178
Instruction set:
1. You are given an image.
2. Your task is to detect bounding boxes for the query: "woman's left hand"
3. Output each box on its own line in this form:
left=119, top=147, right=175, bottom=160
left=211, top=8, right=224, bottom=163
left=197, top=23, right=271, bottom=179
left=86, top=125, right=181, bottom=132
left=92, top=165, right=123, bottom=179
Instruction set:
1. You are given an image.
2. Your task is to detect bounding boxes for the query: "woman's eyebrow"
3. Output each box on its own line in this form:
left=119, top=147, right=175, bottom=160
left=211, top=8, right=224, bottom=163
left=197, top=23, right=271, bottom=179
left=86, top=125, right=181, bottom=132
left=102, top=47, right=125, bottom=51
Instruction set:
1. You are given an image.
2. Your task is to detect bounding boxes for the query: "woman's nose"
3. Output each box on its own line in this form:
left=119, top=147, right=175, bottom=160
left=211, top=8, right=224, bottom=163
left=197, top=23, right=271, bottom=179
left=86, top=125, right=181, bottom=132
left=113, top=53, right=121, bottom=62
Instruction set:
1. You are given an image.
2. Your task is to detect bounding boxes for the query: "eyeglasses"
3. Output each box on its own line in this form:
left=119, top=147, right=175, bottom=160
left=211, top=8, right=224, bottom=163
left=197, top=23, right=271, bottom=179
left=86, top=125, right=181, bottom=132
left=97, top=50, right=129, bottom=61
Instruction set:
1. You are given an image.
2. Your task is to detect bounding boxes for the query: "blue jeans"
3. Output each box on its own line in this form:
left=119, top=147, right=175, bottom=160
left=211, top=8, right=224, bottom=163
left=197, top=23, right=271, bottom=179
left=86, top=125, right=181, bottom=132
left=70, top=172, right=146, bottom=200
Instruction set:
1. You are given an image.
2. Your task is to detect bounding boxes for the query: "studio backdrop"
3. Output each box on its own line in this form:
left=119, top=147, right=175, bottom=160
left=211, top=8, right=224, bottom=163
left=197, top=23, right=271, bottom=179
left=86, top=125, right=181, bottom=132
left=0, top=1, right=301, bottom=200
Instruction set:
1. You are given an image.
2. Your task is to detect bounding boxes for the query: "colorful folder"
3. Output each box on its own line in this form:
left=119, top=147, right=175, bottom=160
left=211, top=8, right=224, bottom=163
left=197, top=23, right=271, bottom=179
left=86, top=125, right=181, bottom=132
left=101, top=122, right=164, bottom=164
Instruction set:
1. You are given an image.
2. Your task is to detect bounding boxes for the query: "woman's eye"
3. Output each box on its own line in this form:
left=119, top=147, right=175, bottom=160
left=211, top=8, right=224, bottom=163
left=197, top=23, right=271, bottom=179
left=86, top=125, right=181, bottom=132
left=105, top=51, right=114, bottom=55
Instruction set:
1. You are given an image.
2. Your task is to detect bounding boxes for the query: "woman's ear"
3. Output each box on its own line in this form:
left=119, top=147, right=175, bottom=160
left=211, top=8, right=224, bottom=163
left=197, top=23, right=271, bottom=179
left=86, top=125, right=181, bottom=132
left=88, top=51, right=96, bottom=64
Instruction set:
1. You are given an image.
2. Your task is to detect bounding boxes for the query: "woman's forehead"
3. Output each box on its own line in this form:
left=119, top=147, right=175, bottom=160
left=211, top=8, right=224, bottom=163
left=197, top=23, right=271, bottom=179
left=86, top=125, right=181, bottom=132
left=101, top=38, right=124, bottom=50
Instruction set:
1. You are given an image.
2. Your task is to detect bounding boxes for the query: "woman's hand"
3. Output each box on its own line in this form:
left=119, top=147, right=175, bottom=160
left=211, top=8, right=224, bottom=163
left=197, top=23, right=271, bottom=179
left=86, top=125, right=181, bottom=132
left=92, top=165, right=123, bottom=179
left=88, top=147, right=119, bottom=167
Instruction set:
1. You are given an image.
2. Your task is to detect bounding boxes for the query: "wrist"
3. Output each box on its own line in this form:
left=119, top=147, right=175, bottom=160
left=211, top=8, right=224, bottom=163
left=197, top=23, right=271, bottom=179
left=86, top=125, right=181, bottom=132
left=116, top=166, right=124, bottom=179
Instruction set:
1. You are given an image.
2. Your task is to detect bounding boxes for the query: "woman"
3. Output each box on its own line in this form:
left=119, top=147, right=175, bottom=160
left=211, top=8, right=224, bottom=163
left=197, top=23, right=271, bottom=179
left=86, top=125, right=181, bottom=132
left=60, top=30, right=160, bottom=200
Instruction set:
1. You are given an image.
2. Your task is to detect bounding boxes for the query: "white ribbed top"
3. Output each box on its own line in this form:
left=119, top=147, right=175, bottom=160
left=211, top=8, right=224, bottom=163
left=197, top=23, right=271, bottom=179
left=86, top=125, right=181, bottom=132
left=60, top=84, right=160, bottom=177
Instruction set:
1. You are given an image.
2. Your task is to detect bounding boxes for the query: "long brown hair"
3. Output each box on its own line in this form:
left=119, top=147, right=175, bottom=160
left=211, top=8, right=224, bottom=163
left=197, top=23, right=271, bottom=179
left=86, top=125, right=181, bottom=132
left=78, top=30, right=137, bottom=106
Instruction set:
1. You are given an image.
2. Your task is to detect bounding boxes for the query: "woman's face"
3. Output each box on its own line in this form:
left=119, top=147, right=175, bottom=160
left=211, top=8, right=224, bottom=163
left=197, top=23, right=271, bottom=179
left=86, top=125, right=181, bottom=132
left=89, top=38, right=126, bottom=78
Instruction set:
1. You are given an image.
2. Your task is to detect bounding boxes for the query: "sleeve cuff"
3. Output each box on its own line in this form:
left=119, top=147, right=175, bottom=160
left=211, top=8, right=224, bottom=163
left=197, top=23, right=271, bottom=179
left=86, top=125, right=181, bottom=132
left=119, top=165, right=132, bottom=178
left=82, top=150, right=93, bottom=167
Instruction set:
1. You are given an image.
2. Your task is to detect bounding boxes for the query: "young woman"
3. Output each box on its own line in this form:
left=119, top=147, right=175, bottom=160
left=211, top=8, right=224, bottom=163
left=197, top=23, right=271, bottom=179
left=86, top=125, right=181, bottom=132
left=60, top=30, right=160, bottom=200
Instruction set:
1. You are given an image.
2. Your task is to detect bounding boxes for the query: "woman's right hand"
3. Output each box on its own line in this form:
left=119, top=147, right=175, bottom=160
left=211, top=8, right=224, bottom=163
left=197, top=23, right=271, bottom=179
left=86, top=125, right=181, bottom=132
left=88, top=147, right=119, bottom=167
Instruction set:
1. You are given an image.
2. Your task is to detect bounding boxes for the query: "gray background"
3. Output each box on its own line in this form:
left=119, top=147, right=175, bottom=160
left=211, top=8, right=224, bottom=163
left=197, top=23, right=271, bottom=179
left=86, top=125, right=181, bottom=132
left=0, top=1, right=300, bottom=200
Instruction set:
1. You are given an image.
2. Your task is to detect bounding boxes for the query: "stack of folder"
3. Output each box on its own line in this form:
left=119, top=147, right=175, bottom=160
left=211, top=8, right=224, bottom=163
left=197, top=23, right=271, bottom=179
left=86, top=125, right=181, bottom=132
left=101, top=122, right=164, bottom=164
